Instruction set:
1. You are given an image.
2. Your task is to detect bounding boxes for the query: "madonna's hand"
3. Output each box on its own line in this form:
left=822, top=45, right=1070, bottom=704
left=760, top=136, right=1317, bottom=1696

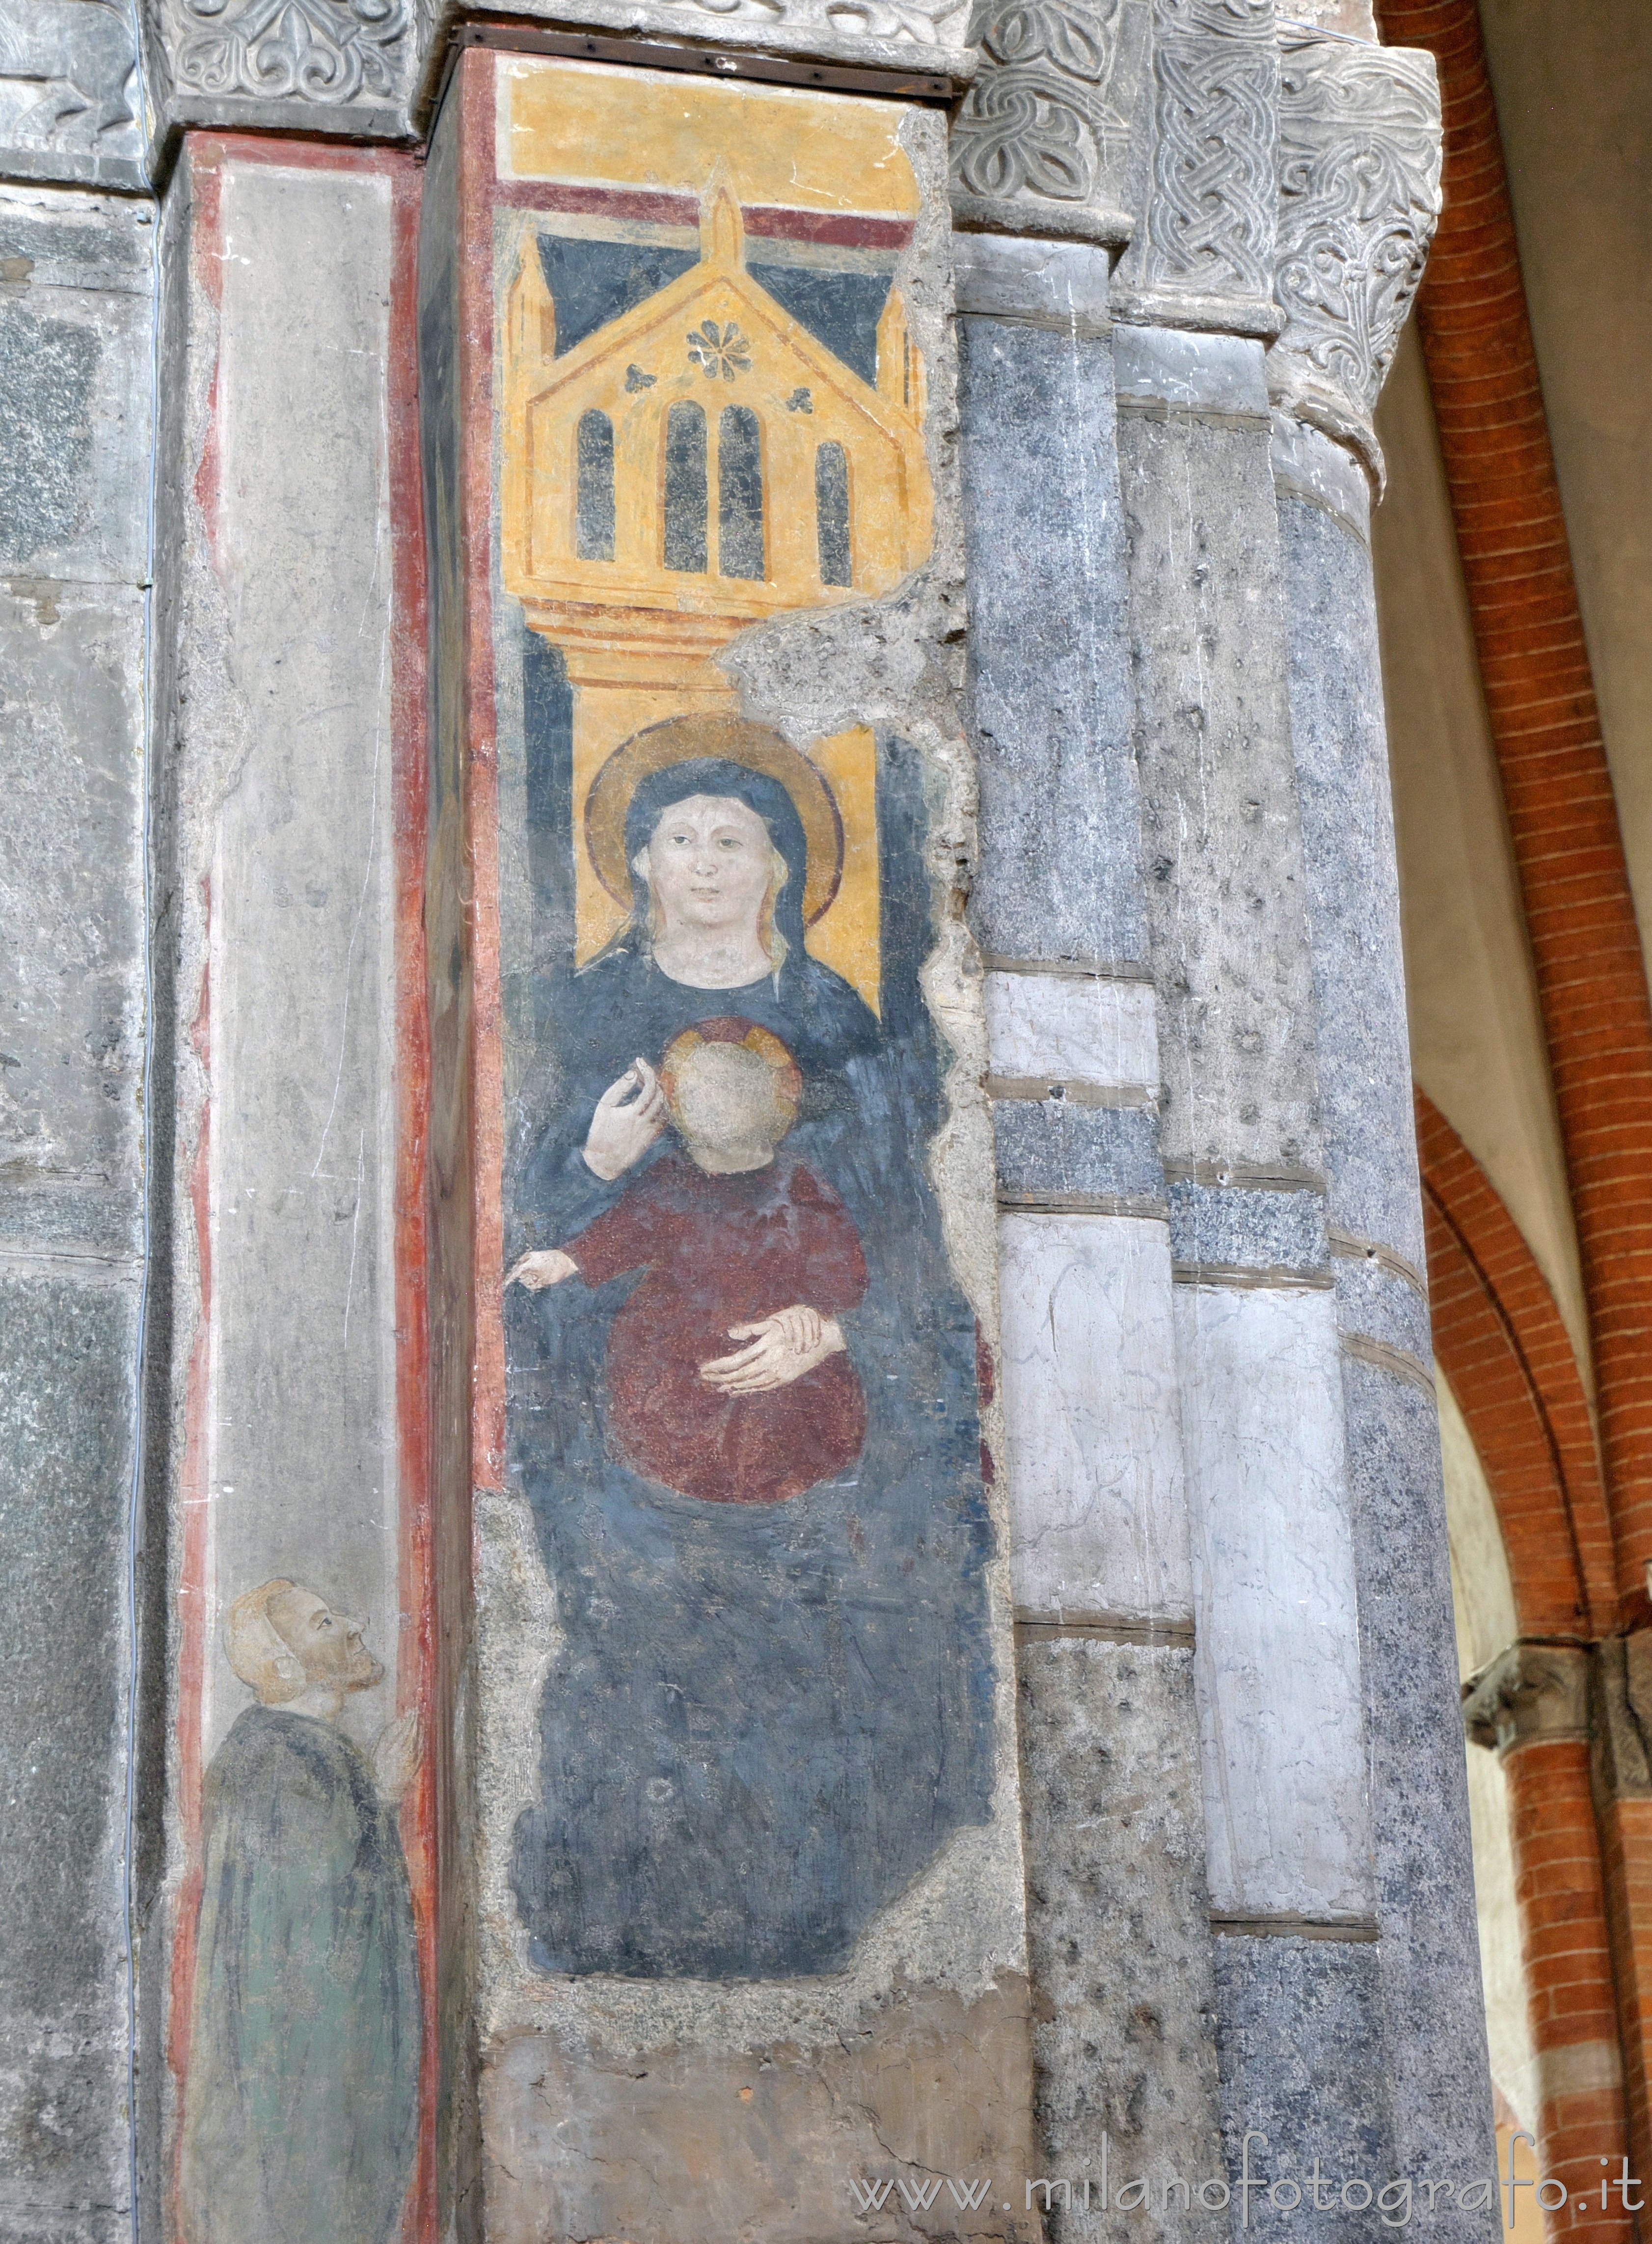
left=507, top=1249, right=578, bottom=1290
left=583, top=1058, right=668, bottom=1180
left=700, top=1309, right=846, bottom=1395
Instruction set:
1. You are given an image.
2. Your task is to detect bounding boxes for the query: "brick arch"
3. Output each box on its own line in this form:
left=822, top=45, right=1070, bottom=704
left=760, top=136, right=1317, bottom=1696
left=1379, top=0, right=1652, bottom=1614
left=1418, top=1092, right=1632, bottom=2233
left=1415, top=1088, right=1612, bottom=1639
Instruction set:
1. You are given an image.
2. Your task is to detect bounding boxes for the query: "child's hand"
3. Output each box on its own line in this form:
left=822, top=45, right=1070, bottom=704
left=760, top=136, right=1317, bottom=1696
left=701, top=1308, right=845, bottom=1394
left=507, top=1249, right=578, bottom=1290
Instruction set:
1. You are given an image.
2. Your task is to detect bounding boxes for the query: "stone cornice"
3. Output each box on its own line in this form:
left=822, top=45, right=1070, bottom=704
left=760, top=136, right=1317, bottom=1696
left=0, top=0, right=981, bottom=187
left=0, top=0, right=1435, bottom=510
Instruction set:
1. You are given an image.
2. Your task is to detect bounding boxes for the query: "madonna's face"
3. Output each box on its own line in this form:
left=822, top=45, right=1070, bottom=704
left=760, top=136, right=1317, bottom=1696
left=635, top=793, right=780, bottom=938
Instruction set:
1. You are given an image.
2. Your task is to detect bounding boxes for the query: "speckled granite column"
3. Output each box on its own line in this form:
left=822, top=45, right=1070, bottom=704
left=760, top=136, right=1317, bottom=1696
left=0, top=65, right=153, bottom=2236
left=957, top=233, right=1224, bottom=2238
left=1276, top=409, right=1498, bottom=2220
left=1113, top=319, right=1392, bottom=2217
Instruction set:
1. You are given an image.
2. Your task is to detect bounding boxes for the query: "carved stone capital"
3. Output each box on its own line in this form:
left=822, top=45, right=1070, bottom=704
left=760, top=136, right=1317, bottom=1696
left=1462, top=1642, right=1590, bottom=1757
left=168, top=0, right=410, bottom=104
left=1592, top=1632, right=1652, bottom=1804
left=1110, top=0, right=1282, bottom=337
left=1268, top=31, right=1441, bottom=491
left=158, top=0, right=414, bottom=133
left=0, top=0, right=146, bottom=190
left=456, top=0, right=979, bottom=89
left=949, top=0, right=1149, bottom=249
left=128, top=0, right=981, bottom=155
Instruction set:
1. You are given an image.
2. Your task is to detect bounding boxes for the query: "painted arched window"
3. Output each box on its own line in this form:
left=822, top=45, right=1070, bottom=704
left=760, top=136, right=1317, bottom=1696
left=575, top=410, right=615, bottom=562
left=815, top=441, right=851, bottom=587
left=663, top=401, right=708, bottom=574
left=718, top=407, right=765, bottom=581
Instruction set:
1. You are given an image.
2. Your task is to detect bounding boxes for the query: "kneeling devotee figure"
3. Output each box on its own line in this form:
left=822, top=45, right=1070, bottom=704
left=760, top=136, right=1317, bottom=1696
left=511, top=1016, right=868, bottom=1503
left=181, top=1579, right=422, bottom=2244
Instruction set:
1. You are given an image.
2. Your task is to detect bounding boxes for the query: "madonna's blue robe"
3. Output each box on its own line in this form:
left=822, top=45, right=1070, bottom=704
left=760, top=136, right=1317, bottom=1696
left=506, top=932, right=996, bottom=1979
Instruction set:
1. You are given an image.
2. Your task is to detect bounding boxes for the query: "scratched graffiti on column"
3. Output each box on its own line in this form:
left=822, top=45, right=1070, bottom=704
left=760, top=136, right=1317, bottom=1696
left=492, top=57, right=995, bottom=1979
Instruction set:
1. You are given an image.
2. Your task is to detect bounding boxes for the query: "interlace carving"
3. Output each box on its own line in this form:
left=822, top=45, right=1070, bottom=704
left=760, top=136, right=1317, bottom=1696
left=950, top=0, right=1131, bottom=210
left=1141, top=0, right=1277, bottom=301
left=174, top=0, right=409, bottom=106
left=1271, top=38, right=1442, bottom=434
left=657, top=0, right=972, bottom=44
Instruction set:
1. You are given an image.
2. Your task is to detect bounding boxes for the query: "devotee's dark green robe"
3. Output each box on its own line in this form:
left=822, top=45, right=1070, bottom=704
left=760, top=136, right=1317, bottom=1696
left=181, top=1705, right=421, bottom=2244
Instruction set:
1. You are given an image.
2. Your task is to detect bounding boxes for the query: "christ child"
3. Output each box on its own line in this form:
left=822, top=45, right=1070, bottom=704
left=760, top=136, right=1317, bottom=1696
left=509, top=1018, right=868, bottom=1505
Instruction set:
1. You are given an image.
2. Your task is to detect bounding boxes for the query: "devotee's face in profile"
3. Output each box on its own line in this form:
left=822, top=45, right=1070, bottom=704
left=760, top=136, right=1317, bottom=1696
left=268, top=1586, right=383, bottom=1692
left=637, top=795, right=777, bottom=937
left=668, top=1043, right=791, bottom=1167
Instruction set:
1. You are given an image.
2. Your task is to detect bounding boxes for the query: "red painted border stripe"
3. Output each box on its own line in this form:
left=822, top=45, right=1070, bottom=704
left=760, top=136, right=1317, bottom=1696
left=488, top=173, right=913, bottom=247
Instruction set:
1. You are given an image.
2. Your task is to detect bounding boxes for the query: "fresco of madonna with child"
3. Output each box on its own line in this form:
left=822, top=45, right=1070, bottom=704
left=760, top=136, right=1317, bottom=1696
left=493, top=56, right=995, bottom=1982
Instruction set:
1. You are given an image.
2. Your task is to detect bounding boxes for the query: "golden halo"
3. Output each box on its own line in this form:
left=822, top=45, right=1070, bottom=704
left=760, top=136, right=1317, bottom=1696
left=584, top=715, right=845, bottom=928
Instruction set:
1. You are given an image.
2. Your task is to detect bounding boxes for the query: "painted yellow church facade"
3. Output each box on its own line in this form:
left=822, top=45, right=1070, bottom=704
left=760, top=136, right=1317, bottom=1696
left=500, top=176, right=934, bottom=683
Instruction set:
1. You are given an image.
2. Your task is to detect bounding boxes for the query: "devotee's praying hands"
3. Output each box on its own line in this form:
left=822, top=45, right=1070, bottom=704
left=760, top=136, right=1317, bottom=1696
left=701, top=1305, right=846, bottom=1395
left=583, top=1058, right=668, bottom=1180
left=373, top=1710, right=421, bottom=1803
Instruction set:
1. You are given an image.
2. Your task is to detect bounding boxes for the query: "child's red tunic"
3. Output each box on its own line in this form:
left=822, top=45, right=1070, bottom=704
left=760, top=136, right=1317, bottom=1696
left=560, top=1150, right=869, bottom=1504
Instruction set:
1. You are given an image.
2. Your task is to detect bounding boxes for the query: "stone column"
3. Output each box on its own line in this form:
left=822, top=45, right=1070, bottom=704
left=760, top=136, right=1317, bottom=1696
left=1265, top=25, right=1496, bottom=2211
left=1110, top=0, right=1387, bottom=2196
left=146, top=129, right=433, bottom=2241
left=953, top=0, right=1230, bottom=2224
left=955, top=222, right=1227, bottom=2233
left=1114, top=301, right=1390, bottom=2197
left=1110, top=0, right=1494, bottom=2222
left=0, top=6, right=152, bottom=2234
left=1464, top=1644, right=1631, bottom=2235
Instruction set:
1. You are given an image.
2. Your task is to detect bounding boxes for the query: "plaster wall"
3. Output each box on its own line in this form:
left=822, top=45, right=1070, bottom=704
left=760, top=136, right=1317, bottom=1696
left=188, top=154, right=404, bottom=1770
left=149, top=138, right=435, bottom=2244
left=1439, top=1372, right=1537, bottom=2139
left=1373, top=325, right=1592, bottom=1391
left=429, top=56, right=1040, bottom=2240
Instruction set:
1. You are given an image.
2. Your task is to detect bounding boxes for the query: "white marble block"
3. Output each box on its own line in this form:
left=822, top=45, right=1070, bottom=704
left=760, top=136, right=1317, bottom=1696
left=985, top=969, right=1159, bottom=1093
left=997, top=1210, right=1192, bottom=1624
left=1176, top=1282, right=1375, bottom=1920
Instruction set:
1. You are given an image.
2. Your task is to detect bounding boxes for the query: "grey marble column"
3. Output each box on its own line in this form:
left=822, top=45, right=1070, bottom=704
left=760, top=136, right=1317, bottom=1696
left=1112, top=312, right=1392, bottom=2218
left=1267, top=27, right=1496, bottom=2222
left=0, top=9, right=154, bottom=2231
left=958, top=230, right=1225, bottom=2241
left=1097, top=7, right=1495, bottom=2224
